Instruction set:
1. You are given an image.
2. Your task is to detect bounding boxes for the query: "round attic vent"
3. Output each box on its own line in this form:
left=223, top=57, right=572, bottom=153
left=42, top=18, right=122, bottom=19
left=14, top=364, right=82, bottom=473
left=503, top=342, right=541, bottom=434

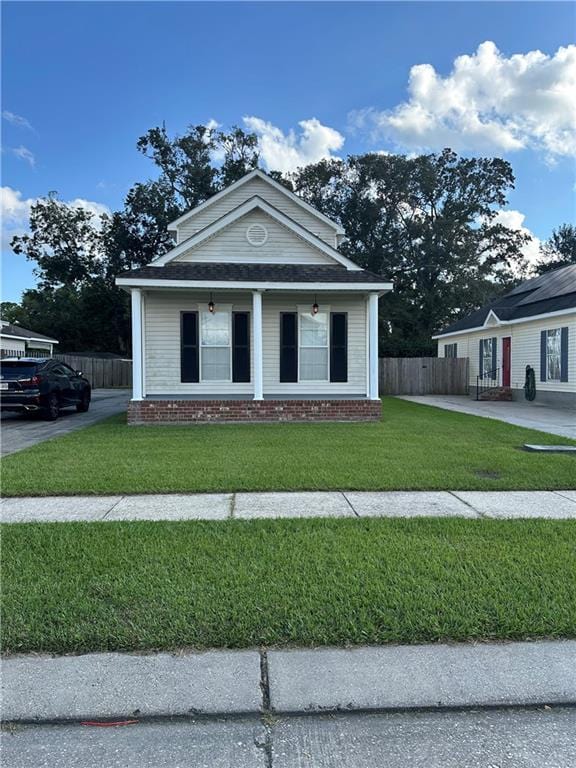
left=246, top=223, right=268, bottom=246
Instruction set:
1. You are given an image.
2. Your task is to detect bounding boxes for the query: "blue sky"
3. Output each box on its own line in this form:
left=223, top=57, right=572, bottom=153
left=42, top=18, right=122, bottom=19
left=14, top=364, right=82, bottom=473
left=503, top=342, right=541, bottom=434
left=2, top=1, right=575, bottom=301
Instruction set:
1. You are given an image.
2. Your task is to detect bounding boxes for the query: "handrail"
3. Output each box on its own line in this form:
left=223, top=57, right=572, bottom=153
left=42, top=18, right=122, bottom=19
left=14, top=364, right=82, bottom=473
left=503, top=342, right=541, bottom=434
left=476, top=368, right=500, bottom=401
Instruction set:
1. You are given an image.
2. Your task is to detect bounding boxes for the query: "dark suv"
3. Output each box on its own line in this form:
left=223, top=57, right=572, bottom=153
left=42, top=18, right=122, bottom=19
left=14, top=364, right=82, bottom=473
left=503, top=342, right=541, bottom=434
left=0, top=358, right=91, bottom=420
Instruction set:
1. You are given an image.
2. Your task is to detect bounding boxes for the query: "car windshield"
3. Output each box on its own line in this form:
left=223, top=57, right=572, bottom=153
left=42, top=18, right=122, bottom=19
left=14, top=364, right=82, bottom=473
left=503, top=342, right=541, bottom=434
left=0, top=362, right=41, bottom=380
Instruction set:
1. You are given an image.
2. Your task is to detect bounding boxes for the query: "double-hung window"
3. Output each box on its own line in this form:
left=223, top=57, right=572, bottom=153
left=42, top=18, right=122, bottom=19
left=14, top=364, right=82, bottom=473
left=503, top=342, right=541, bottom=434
left=299, top=312, right=329, bottom=381
left=481, top=338, right=494, bottom=379
left=546, top=328, right=561, bottom=381
left=200, top=310, right=231, bottom=381
left=444, top=343, right=457, bottom=358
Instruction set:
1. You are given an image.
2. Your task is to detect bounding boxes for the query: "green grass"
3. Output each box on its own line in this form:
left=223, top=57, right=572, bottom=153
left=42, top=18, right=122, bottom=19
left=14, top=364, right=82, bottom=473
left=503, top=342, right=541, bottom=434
left=2, top=399, right=575, bottom=495
left=2, top=517, right=575, bottom=654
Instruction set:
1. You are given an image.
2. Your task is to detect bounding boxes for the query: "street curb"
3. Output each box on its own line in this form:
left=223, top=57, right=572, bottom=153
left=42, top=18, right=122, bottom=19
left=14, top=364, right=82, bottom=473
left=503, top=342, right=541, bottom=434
left=3, top=641, right=576, bottom=724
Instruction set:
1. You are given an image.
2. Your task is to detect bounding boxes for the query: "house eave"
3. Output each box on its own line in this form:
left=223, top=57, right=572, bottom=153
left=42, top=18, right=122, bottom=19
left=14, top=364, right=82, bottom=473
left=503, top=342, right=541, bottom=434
left=116, top=277, right=393, bottom=295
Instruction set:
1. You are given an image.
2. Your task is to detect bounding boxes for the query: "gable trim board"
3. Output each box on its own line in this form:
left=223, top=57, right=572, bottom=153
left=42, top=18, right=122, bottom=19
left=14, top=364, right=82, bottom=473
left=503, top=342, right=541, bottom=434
left=432, top=306, right=576, bottom=340
left=167, top=169, right=345, bottom=236
left=151, top=196, right=360, bottom=270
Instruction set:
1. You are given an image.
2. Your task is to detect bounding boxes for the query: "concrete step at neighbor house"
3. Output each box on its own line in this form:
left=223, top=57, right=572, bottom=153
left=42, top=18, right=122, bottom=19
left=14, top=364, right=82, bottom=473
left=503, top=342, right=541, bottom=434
left=478, top=386, right=513, bottom=402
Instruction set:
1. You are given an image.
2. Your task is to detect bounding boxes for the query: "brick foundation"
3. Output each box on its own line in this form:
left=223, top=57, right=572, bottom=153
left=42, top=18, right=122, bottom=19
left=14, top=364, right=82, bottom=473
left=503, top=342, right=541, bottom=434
left=128, top=398, right=382, bottom=424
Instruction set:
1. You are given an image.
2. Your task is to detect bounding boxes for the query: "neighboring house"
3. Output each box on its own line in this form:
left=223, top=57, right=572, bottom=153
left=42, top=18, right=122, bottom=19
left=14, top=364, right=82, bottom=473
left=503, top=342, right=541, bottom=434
left=433, top=265, right=575, bottom=408
left=0, top=321, right=59, bottom=358
left=116, top=169, right=392, bottom=423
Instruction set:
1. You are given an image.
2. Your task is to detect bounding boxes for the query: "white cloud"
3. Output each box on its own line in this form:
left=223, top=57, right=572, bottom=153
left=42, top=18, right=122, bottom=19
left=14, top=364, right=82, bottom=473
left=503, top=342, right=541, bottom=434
left=351, top=41, right=576, bottom=160
left=11, top=146, right=36, bottom=167
left=243, top=116, right=344, bottom=172
left=2, top=110, right=33, bottom=130
left=1, top=186, right=111, bottom=250
left=494, top=209, right=541, bottom=264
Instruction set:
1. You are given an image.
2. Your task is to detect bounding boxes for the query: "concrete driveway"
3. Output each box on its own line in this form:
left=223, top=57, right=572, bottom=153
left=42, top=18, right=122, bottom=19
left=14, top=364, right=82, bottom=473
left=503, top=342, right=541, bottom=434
left=1, top=389, right=131, bottom=457
left=398, top=395, right=576, bottom=440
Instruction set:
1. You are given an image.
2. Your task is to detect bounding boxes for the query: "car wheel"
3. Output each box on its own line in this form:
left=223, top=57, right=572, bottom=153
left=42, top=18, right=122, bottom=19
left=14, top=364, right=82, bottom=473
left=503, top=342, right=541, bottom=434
left=76, top=390, right=91, bottom=413
left=44, top=393, right=60, bottom=421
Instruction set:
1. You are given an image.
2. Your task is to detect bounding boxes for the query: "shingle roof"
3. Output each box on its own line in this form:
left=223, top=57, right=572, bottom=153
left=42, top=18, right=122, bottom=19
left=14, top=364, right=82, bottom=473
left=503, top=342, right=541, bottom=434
left=117, top=262, right=390, bottom=284
left=436, top=264, right=576, bottom=336
left=0, top=322, right=58, bottom=343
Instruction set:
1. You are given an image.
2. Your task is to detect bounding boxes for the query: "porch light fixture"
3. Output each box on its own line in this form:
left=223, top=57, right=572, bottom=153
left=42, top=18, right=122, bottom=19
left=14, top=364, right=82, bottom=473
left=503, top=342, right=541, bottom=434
left=208, top=293, right=215, bottom=313
left=312, top=295, right=319, bottom=315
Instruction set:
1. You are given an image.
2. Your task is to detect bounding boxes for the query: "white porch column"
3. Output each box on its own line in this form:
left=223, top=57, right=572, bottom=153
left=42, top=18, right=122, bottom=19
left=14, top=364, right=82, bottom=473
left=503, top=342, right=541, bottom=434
left=131, top=288, right=143, bottom=401
left=252, top=290, right=264, bottom=400
left=368, top=292, right=380, bottom=400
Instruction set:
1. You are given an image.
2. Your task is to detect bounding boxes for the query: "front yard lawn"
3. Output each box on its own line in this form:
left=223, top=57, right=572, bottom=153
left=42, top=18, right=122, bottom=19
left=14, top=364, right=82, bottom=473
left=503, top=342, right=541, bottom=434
left=1, top=399, right=575, bottom=495
left=3, top=517, right=575, bottom=654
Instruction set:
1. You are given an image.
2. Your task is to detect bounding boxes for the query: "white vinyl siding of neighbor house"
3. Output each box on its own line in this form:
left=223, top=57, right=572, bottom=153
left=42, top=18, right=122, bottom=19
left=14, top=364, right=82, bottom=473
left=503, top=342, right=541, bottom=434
left=143, top=290, right=368, bottom=397
left=0, top=336, right=26, bottom=354
left=173, top=209, right=336, bottom=266
left=174, top=177, right=337, bottom=248
left=439, top=313, right=576, bottom=394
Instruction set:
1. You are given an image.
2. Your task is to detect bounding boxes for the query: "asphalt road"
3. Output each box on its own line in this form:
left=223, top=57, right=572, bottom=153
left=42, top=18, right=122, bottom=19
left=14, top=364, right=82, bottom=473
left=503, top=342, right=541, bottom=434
left=3, top=708, right=575, bottom=768
left=0, top=389, right=131, bottom=456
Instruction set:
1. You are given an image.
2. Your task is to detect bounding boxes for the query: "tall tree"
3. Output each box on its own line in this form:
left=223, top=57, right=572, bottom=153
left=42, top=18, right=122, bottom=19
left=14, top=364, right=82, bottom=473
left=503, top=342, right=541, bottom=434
left=289, top=150, right=529, bottom=355
left=9, top=125, right=261, bottom=353
left=535, top=224, right=576, bottom=275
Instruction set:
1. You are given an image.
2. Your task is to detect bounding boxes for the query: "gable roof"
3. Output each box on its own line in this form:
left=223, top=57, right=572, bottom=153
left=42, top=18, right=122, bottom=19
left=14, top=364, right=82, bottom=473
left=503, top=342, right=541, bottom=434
left=116, top=262, right=392, bottom=292
left=0, top=321, right=59, bottom=344
left=167, top=169, right=345, bottom=235
left=434, top=264, right=576, bottom=338
left=151, top=195, right=361, bottom=270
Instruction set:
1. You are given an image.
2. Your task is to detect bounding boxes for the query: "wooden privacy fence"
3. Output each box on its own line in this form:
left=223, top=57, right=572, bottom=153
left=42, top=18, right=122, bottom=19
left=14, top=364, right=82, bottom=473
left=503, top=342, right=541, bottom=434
left=54, top=355, right=132, bottom=389
left=379, top=357, right=469, bottom=396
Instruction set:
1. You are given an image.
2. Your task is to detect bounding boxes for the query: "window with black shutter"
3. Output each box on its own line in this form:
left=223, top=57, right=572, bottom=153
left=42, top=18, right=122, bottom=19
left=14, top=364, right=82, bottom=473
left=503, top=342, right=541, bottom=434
left=181, top=312, right=199, bottom=382
left=232, top=312, right=250, bottom=383
left=330, top=312, right=348, bottom=383
left=280, top=313, right=298, bottom=382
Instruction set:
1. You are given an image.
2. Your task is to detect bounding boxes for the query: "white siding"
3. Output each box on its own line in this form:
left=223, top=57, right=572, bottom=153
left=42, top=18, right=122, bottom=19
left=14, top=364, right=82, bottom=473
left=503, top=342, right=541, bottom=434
left=144, top=290, right=253, bottom=396
left=174, top=210, right=335, bottom=266
left=143, top=290, right=368, bottom=397
left=175, top=177, right=337, bottom=247
left=262, top=293, right=367, bottom=396
left=1, top=336, right=26, bottom=354
left=438, top=312, right=576, bottom=393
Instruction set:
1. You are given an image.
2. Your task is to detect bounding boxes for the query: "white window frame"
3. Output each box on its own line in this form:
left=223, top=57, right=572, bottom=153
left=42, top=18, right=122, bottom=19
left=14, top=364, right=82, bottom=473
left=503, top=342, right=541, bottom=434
left=199, top=305, right=233, bottom=383
left=297, top=306, right=330, bottom=383
left=546, top=328, right=561, bottom=382
left=481, top=338, right=494, bottom=379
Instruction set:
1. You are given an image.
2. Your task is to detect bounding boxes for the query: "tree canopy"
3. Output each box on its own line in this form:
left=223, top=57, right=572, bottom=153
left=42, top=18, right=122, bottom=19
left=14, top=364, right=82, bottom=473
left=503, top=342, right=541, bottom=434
left=7, top=124, right=543, bottom=355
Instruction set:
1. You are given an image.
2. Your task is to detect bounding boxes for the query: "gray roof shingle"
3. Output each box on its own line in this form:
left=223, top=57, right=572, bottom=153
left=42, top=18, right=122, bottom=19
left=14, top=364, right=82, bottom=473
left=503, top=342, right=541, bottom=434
left=436, top=264, right=576, bottom=336
left=117, top=262, right=390, bottom=284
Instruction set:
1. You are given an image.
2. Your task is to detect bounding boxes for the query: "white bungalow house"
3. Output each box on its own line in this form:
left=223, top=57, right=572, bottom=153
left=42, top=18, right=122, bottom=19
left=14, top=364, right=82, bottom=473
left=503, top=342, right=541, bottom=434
left=433, top=265, right=575, bottom=408
left=116, top=169, right=392, bottom=423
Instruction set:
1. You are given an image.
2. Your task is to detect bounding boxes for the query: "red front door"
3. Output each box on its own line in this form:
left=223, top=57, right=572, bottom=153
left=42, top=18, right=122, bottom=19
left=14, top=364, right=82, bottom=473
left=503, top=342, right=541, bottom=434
left=502, top=337, right=511, bottom=387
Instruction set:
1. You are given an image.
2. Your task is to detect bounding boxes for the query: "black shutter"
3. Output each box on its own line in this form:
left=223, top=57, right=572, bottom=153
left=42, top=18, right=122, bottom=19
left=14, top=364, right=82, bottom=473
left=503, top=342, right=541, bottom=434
left=540, top=330, right=547, bottom=382
left=491, top=337, right=497, bottom=379
left=280, top=313, right=298, bottom=382
left=232, top=312, right=250, bottom=383
left=181, top=312, right=199, bottom=383
left=560, top=327, right=569, bottom=382
left=479, top=340, right=483, bottom=380
left=330, top=312, right=348, bottom=383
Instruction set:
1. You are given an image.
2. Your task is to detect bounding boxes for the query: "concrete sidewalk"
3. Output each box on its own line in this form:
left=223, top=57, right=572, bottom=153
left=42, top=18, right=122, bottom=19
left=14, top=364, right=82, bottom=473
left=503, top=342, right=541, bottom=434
left=3, top=640, right=576, bottom=722
left=2, top=489, right=576, bottom=523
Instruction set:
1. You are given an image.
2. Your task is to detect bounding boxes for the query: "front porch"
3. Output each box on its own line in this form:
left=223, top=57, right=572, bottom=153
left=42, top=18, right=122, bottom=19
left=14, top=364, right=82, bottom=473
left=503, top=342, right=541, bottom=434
left=126, top=282, right=385, bottom=424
